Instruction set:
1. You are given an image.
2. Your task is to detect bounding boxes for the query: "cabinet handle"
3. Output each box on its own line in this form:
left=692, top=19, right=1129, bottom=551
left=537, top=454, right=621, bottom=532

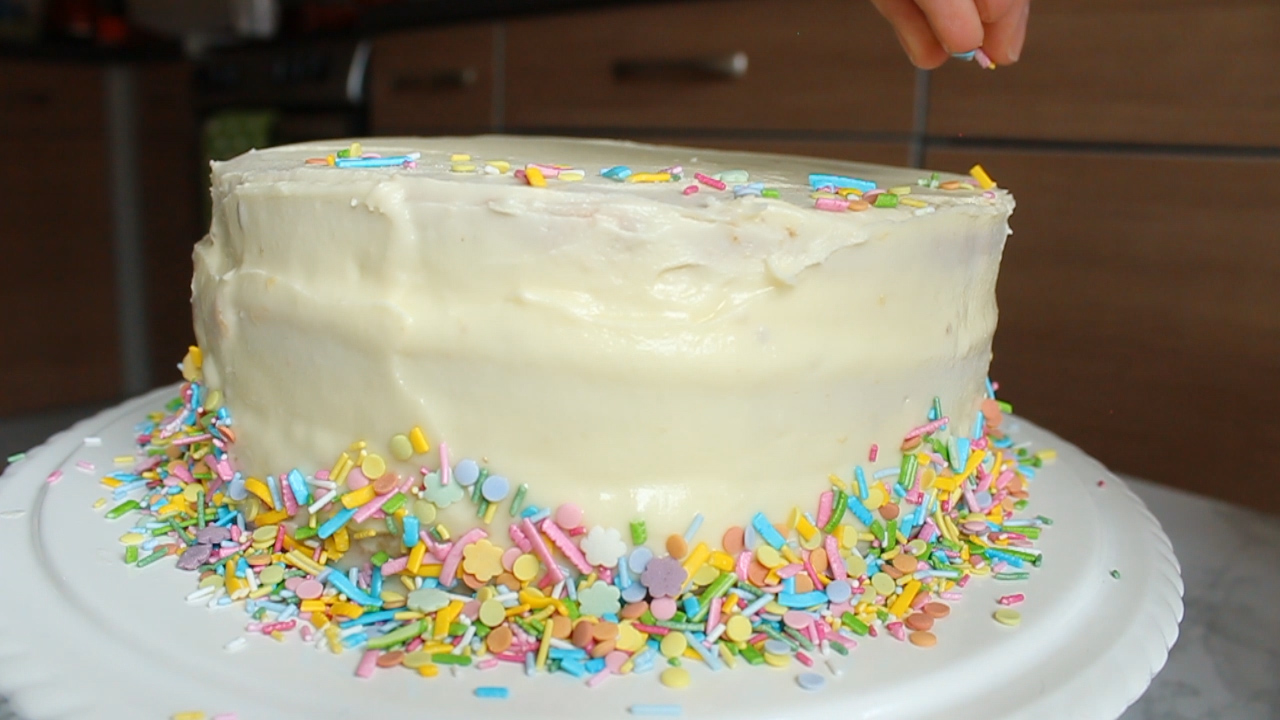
left=613, top=51, right=748, bottom=82
left=390, top=67, right=479, bottom=92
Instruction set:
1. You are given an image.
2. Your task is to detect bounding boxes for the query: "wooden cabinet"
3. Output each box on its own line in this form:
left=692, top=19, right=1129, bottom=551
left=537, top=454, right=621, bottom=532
left=928, top=0, right=1280, bottom=146
left=504, top=0, right=916, bottom=134
left=926, top=148, right=1280, bottom=512
left=369, top=24, right=498, bottom=135
left=644, top=137, right=910, bottom=167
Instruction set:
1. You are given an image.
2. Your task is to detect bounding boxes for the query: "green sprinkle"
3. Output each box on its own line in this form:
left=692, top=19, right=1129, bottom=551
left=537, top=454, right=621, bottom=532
left=1110, top=569, right=1122, bottom=580
left=448, top=622, right=468, bottom=636
left=294, top=526, right=317, bottom=540
left=6, top=452, right=25, bottom=464
left=366, top=619, right=426, bottom=650
left=897, top=451, right=918, bottom=490
left=931, top=397, right=943, bottom=420
left=385, top=515, right=398, bottom=535
left=509, top=483, right=529, bottom=516
left=997, top=400, right=1013, bottom=413
left=1014, top=499, right=1030, bottom=511
left=136, top=548, right=169, bottom=568
left=432, top=652, right=471, bottom=666
left=667, top=656, right=682, bottom=667
left=692, top=572, right=737, bottom=622
left=169, top=518, right=194, bottom=545
left=995, top=571, right=1030, bottom=581
left=105, top=500, right=140, bottom=520
left=124, top=545, right=139, bottom=564
left=370, top=551, right=390, bottom=566
left=739, top=643, right=765, bottom=665
left=653, top=621, right=703, bottom=632
left=1037, top=515, right=1054, bottom=526
left=761, top=188, right=780, bottom=198
left=885, top=519, right=898, bottom=551
left=382, top=493, right=406, bottom=514
left=476, top=498, right=490, bottom=518
left=630, top=520, right=647, bottom=545
left=783, top=626, right=815, bottom=651
left=563, top=598, right=580, bottom=621
left=196, top=490, right=207, bottom=527
left=829, top=638, right=850, bottom=655
left=873, top=193, right=899, bottom=208
left=822, top=490, right=848, bottom=534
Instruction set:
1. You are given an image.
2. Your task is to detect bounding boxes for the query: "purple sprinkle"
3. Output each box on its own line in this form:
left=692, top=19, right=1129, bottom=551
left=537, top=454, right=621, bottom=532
left=639, top=556, right=687, bottom=598
left=196, top=526, right=232, bottom=544
left=177, top=543, right=213, bottom=571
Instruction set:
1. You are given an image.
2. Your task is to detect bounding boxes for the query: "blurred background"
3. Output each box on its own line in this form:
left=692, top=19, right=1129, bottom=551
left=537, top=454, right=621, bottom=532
left=0, top=1, right=1278, bottom=718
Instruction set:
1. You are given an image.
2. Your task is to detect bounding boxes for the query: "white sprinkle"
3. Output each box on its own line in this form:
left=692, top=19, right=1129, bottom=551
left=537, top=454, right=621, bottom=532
left=186, top=586, right=217, bottom=602
left=83, top=437, right=103, bottom=447
left=224, top=637, right=247, bottom=653
left=0, top=509, right=26, bottom=520
left=826, top=659, right=842, bottom=677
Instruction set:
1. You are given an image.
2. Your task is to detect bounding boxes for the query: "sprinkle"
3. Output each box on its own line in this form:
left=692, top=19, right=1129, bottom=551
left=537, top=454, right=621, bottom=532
left=970, top=164, right=997, bottom=190
left=796, top=671, right=826, bottom=690
left=1110, top=569, right=1122, bottom=580
left=45, top=470, right=62, bottom=484
left=682, top=185, right=699, bottom=196
left=694, top=173, right=726, bottom=190
left=629, top=705, right=683, bottom=716
left=474, top=686, right=510, bottom=700
left=5, top=452, right=24, bottom=464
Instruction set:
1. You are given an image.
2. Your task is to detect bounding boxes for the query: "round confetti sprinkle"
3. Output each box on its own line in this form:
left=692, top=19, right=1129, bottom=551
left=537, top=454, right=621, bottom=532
left=660, top=667, right=691, bottom=689
left=412, top=499, right=438, bottom=524
left=481, top=475, right=510, bottom=502
left=871, top=572, right=896, bottom=596
left=764, top=639, right=792, bottom=656
left=361, top=453, right=386, bottom=480
left=555, top=503, right=584, bottom=529
left=722, top=526, right=745, bottom=554
left=755, top=545, right=784, bottom=569
left=373, top=472, right=399, bottom=495
left=665, top=534, right=688, bottom=559
left=725, top=614, right=753, bottom=642
left=258, top=565, right=284, bottom=586
left=825, top=579, right=853, bottom=604
left=783, top=611, right=814, bottom=630
left=905, top=613, right=934, bottom=632
left=628, top=546, right=654, bottom=574
left=691, top=564, right=719, bottom=586
left=994, top=609, right=1022, bottom=627
left=909, top=631, right=937, bottom=647
left=389, top=434, right=413, bottom=461
left=478, top=599, right=506, bottom=627
left=659, top=632, right=688, bottom=658
left=512, top=554, right=540, bottom=582
left=764, top=651, right=791, bottom=668
left=295, top=579, right=323, bottom=600
left=650, top=597, right=677, bottom=621
left=453, top=459, right=481, bottom=486
left=892, top=553, right=918, bottom=573
left=486, top=625, right=513, bottom=653
left=796, top=672, right=826, bottom=691
left=923, top=602, right=951, bottom=618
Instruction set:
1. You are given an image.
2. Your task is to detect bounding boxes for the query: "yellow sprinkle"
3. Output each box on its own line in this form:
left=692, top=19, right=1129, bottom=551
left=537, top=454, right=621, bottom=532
left=889, top=579, right=921, bottom=617
left=525, top=165, right=548, bottom=188
left=409, top=426, right=430, bottom=454
left=435, top=600, right=464, bottom=639
left=828, top=474, right=849, bottom=491
left=483, top=502, right=498, bottom=525
left=341, top=484, right=377, bottom=509
left=243, top=477, right=275, bottom=509
left=486, top=160, right=510, bottom=173
left=680, top=543, right=711, bottom=588
left=451, top=163, right=476, bottom=173
left=101, top=477, right=124, bottom=489
left=361, top=454, right=386, bottom=481
left=93, top=498, right=108, bottom=509
left=763, top=651, right=790, bottom=668
left=888, top=185, right=913, bottom=195
left=900, top=197, right=928, bottom=208
left=660, top=666, right=691, bottom=688
left=172, top=712, right=206, bottom=720
left=755, top=545, right=784, bottom=569
left=559, top=170, right=585, bottom=182
left=434, top=524, right=451, bottom=542
left=417, top=664, right=440, bottom=677
left=450, top=153, right=471, bottom=162
left=793, top=509, right=818, bottom=542
left=780, top=546, right=801, bottom=565
left=627, top=172, right=672, bottom=183
left=536, top=614, right=553, bottom=669
left=969, top=164, right=997, bottom=190
left=718, top=642, right=736, bottom=668
left=330, top=452, right=351, bottom=481
left=835, top=187, right=863, bottom=198
left=660, top=632, right=688, bottom=658
left=708, top=551, right=735, bottom=572
left=407, top=541, right=427, bottom=575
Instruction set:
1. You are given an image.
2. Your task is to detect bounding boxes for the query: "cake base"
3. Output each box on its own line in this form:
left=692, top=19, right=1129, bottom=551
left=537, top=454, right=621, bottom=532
left=0, top=387, right=1182, bottom=720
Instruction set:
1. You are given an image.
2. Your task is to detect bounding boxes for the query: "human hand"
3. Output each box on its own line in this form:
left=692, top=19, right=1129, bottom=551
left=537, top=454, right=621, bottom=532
left=870, top=0, right=1030, bottom=69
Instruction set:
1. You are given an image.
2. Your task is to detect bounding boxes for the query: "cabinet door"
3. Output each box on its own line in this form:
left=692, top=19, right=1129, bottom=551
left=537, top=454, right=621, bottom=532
left=0, top=62, right=104, bottom=135
left=505, top=0, right=916, bottom=134
left=637, top=136, right=911, bottom=168
left=928, top=0, right=1280, bottom=146
left=926, top=148, right=1280, bottom=511
left=369, top=24, right=497, bottom=135
left=0, top=135, right=120, bottom=413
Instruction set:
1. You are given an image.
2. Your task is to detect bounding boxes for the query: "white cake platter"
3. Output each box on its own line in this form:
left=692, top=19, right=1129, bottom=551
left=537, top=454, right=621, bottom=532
left=0, top=386, right=1183, bottom=720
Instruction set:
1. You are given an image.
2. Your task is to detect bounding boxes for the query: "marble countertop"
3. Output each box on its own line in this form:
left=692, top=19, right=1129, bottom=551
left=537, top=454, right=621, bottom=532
left=0, top=409, right=1276, bottom=720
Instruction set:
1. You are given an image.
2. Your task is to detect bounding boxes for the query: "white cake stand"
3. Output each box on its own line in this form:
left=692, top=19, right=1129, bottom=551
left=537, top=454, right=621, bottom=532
left=0, top=387, right=1183, bottom=720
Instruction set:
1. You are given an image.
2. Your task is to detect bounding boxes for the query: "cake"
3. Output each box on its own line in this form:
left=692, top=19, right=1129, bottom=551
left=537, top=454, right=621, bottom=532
left=110, top=136, right=1047, bottom=695
left=192, top=136, right=1012, bottom=542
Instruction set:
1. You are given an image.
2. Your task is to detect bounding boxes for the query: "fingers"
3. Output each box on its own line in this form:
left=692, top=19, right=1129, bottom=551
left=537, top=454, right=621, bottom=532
left=913, top=0, right=985, bottom=54
left=869, top=0, right=949, bottom=69
left=980, top=0, right=1030, bottom=64
left=974, top=0, right=1019, bottom=24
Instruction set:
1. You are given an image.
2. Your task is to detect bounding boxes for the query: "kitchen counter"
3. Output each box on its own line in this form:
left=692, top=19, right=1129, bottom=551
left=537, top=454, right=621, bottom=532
left=0, top=408, right=1276, bottom=719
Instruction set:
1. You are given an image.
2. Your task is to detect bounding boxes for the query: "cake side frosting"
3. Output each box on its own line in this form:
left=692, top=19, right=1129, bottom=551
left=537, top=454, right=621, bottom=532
left=192, top=136, right=1012, bottom=541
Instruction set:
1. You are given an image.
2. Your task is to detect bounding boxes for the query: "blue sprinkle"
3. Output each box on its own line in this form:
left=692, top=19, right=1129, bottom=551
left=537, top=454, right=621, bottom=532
left=808, top=173, right=876, bottom=192
left=630, top=705, right=683, bottom=716
left=796, top=672, right=826, bottom=691
left=481, top=475, right=510, bottom=502
left=474, top=686, right=509, bottom=700
left=683, top=513, right=704, bottom=543
left=751, top=512, right=786, bottom=549
left=777, top=591, right=828, bottom=608
left=403, top=516, right=420, bottom=547
left=287, top=469, right=311, bottom=505
left=454, top=459, right=481, bottom=486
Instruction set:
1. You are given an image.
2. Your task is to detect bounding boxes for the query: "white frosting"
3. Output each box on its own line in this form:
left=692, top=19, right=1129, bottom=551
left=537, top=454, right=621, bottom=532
left=193, top=136, right=1012, bottom=540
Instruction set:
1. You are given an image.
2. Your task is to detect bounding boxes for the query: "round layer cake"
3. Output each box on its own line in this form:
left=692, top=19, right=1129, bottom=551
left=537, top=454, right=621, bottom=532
left=193, top=136, right=1012, bottom=540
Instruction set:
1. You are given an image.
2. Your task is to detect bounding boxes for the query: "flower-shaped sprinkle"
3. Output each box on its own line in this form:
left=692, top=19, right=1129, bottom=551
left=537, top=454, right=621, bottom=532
left=462, top=538, right=504, bottom=582
left=581, top=526, right=627, bottom=568
left=640, top=556, right=687, bottom=598
left=577, top=580, right=622, bottom=617
left=422, top=470, right=463, bottom=508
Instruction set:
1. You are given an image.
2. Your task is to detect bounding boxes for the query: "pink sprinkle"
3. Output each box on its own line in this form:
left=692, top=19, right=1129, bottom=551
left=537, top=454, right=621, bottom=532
left=440, top=528, right=487, bottom=585
left=905, top=417, right=949, bottom=440
left=814, top=197, right=849, bottom=212
left=825, top=535, right=847, bottom=581
left=886, top=622, right=906, bottom=642
left=476, top=657, right=500, bottom=670
left=568, top=525, right=587, bottom=537
left=529, top=163, right=561, bottom=178
left=975, top=48, right=994, bottom=68
left=586, top=668, right=612, bottom=687
left=300, top=626, right=314, bottom=642
left=508, top=523, right=533, bottom=553
left=45, top=470, right=62, bottom=484
left=352, top=489, right=397, bottom=523
left=213, top=714, right=239, bottom=720
left=261, top=619, right=296, bottom=634
left=281, top=477, right=299, bottom=516
left=405, top=637, right=424, bottom=653
left=354, top=650, right=379, bottom=679
left=315, top=469, right=330, bottom=481
left=1097, top=479, right=1106, bottom=488
left=440, top=442, right=451, bottom=485
left=998, top=593, right=1025, bottom=606
left=957, top=574, right=971, bottom=588
left=747, top=633, right=769, bottom=645
left=795, top=651, right=814, bottom=667
left=633, top=623, right=670, bottom=636
left=869, top=444, right=879, bottom=462
left=941, top=591, right=963, bottom=601
left=229, top=525, right=241, bottom=543
left=776, top=563, right=803, bottom=580
left=706, top=597, right=722, bottom=633
left=735, top=551, right=751, bottom=582
left=682, top=185, right=699, bottom=196
left=521, top=517, right=565, bottom=585
left=540, top=518, right=592, bottom=574
left=381, top=555, right=408, bottom=575
left=802, top=555, right=824, bottom=590
left=815, top=491, right=833, bottom=529
left=171, top=434, right=211, bottom=446
left=694, top=172, right=726, bottom=190
left=75, top=460, right=95, bottom=472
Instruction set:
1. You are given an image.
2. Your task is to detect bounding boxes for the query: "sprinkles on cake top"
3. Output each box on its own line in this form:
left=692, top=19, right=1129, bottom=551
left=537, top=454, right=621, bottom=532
left=96, top=342, right=1050, bottom=709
